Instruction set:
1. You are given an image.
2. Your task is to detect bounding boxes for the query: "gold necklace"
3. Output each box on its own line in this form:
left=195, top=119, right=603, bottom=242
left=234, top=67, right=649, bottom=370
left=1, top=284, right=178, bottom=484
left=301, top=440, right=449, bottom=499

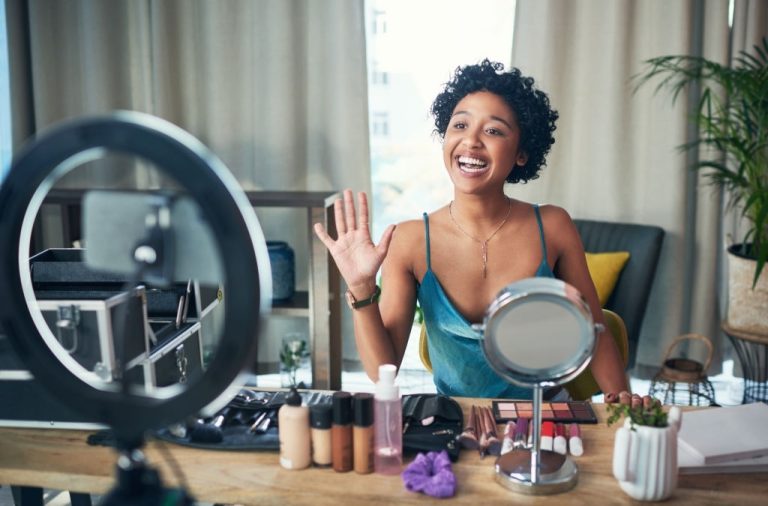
left=448, top=198, right=513, bottom=278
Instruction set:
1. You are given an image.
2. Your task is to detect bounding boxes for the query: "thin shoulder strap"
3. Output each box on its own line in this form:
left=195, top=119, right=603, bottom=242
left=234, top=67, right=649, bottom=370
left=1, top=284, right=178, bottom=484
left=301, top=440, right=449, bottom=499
left=533, top=204, right=549, bottom=261
left=422, top=212, right=431, bottom=269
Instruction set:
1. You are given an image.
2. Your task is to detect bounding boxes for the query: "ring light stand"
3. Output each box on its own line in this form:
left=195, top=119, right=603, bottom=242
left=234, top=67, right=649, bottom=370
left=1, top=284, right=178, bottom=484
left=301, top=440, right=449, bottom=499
left=0, top=112, right=272, bottom=505
left=480, top=278, right=597, bottom=495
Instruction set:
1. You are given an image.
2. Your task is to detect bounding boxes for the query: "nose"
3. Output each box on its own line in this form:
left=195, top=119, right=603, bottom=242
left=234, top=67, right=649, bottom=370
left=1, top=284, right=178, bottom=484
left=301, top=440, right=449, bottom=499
left=461, top=125, right=483, bottom=148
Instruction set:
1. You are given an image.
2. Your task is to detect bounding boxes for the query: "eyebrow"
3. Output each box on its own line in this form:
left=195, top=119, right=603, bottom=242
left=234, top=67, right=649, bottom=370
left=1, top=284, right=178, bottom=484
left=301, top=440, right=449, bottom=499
left=451, top=110, right=514, bottom=130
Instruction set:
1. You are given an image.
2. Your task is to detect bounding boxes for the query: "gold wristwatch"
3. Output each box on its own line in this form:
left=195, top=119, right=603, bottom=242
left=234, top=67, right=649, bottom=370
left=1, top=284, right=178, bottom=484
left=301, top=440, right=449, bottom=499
left=345, top=285, right=381, bottom=310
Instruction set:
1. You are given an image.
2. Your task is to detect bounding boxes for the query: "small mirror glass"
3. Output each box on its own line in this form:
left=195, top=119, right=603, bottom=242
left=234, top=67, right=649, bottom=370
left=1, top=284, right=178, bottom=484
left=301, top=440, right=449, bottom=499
left=482, top=278, right=595, bottom=387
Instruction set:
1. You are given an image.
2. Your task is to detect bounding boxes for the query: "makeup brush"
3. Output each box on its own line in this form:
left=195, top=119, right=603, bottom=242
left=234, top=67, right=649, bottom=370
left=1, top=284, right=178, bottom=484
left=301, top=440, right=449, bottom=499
left=481, top=406, right=501, bottom=456
left=190, top=408, right=230, bottom=443
left=457, top=405, right=479, bottom=449
left=513, top=418, right=529, bottom=450
left=477, top=407, right=490, bottom=458
left=500, top=421, right=516, bottom=455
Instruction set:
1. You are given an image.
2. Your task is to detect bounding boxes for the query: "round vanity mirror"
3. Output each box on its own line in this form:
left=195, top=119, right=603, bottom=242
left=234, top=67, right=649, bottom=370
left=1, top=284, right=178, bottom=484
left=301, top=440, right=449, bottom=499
left=0, top=112, right=270, bottom=446
left=480, top=277, right=597, bottom=495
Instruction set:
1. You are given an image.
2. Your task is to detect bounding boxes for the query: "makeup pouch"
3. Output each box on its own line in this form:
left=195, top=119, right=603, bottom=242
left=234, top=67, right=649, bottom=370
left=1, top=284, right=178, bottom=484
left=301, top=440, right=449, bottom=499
left=402, top=394, right=463, bottom=462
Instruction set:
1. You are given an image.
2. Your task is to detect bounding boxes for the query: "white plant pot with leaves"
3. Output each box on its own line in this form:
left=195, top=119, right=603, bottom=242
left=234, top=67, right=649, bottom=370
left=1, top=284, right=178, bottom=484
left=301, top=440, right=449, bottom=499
left=638, top=38, right=768, bottom=335
left=612, top=406, right=682, bottom=501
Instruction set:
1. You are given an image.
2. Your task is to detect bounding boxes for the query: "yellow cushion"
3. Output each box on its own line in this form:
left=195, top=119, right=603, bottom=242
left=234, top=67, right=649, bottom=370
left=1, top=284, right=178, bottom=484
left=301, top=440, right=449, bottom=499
left=585, top=251, right=630, bottom=306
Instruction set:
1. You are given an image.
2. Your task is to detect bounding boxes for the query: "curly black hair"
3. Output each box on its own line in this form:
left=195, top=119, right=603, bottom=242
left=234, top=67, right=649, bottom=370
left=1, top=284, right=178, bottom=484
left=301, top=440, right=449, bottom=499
left=430, top=59, right=558, bottom=184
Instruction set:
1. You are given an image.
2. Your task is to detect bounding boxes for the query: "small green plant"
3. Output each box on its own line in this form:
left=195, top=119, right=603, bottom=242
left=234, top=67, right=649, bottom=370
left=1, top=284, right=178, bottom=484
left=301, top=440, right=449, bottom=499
left=279, top=337, right=309, bottom=388
left=606, top=403, right=668, bottom=429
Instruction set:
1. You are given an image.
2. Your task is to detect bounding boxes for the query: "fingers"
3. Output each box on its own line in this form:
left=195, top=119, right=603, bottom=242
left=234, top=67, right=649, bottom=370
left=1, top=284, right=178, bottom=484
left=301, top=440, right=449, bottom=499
left=376, top=224, right=396, bottom=258
left=619, top=391, right=631, bottom=406
left=643, top=395, right=653, bottom=409
left=605, top=392, right=618, bottom=404
left=358, top=192, right=369, bottom=228
left=343, top=189, right=357, bottom=230
left=334, top=199, right=346, bottom=235
left=631, top=394, right=642, bottom=410
left=313, top=223, right=334, bottom=249
left=334, top=189, right=371, bottom=235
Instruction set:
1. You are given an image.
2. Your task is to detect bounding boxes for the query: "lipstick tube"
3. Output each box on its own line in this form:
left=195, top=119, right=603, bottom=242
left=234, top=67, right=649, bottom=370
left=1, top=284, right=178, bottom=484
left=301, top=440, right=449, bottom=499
left=554, top=422, right=567, bottom=455
left=541, top=421, right=555, bottom=451
left=569, top=423, right=584, bottom=456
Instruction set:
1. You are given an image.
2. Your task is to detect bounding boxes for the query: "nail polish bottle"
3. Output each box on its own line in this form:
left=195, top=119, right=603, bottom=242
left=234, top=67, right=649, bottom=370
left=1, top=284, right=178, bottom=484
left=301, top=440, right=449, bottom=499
left=331, top=391, right=353, bottom=472
left=310, top=403, right=332, bottom=467
left=278, top=387, right=311, bottom=470
left=353, top=393, right=374, bottom=474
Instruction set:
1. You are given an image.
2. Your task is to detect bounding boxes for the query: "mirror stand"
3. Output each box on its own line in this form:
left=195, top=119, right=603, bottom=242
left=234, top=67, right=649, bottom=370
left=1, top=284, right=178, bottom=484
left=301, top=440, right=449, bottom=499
left=494, top=385, right=578, bottom=495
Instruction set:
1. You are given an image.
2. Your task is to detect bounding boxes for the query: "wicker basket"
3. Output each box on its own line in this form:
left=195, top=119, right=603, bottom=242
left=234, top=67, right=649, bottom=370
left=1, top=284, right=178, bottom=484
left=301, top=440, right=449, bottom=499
left=648, top=333, right=718, bottom=406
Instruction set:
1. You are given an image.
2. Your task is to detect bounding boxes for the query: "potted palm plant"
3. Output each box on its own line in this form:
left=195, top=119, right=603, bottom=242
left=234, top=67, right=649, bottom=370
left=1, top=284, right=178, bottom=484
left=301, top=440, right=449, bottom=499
left=636, top=37, right=768, bottom=335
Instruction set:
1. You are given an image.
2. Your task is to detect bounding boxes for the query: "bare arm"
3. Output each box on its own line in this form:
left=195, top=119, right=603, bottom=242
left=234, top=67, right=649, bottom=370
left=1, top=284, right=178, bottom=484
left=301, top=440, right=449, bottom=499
left=545, top=207, right=629, bottom=396
left=314, top=190, right=416, bottom=381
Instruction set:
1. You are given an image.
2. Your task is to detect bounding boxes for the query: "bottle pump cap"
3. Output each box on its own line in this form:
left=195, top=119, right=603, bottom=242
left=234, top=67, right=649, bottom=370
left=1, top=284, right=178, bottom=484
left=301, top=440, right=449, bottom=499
left=375, top=364, right=399, bottom=401
left=285, top=387, right=302, bottom=407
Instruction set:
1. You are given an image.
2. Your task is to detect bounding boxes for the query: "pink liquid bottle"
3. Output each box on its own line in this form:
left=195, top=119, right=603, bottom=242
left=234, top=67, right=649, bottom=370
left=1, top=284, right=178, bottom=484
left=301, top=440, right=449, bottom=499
left=374, top=364, right=402, bottom=474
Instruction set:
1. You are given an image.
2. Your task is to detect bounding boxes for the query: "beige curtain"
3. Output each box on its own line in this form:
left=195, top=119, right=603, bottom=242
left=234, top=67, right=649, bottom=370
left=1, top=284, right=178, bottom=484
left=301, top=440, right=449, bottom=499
left=7, top=0, right=370, bottom=370
left=510, top=0, right=732, bottom=375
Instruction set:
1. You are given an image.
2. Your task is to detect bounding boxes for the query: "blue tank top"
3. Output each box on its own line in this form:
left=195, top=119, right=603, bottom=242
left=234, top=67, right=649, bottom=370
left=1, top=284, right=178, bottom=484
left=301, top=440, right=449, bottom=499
left=417, top=204, right=554, bottom=399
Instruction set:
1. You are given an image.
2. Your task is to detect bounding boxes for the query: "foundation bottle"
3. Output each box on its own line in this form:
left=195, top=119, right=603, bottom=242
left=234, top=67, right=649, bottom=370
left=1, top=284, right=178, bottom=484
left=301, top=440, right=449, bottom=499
left=331, top=391, right=353, bottom=472
left=353, top=393, right=374, bottom=474
left=278, top=387, right=311, bottom=470
left=310, top=403, right=332, bottom=467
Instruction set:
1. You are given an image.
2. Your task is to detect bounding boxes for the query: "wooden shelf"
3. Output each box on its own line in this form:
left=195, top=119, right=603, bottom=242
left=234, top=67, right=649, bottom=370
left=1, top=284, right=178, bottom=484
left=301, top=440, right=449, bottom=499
left=36, top=189, right=343, bottom=390
left=271, top=291, right=309, bottom=317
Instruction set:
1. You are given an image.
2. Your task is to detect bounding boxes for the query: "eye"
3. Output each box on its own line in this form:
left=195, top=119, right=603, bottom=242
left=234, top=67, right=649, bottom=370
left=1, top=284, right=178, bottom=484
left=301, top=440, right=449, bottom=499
left=451, top=121, right=466, bottom=130
left=486, top=125, right=508, bottom=136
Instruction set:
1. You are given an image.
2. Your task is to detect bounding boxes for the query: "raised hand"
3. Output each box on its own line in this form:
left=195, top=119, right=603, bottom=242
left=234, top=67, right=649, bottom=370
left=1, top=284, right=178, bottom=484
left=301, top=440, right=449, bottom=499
left=313, top=190, right=395, bottom=296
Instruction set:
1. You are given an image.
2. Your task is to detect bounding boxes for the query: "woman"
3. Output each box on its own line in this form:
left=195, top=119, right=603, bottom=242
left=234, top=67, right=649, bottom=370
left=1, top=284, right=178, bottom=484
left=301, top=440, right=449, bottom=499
left=315, top=60, right=635, bottom=403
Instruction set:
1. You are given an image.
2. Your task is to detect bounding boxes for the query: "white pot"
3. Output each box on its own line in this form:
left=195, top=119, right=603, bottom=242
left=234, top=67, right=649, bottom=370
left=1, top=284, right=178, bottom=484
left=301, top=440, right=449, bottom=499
left=612, top=407, right=682, bottom=501
left=727, top=246, right=768, bottom=335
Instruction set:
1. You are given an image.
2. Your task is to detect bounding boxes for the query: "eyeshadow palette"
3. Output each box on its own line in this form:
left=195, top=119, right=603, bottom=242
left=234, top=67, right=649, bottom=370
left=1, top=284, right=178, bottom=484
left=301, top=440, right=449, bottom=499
left=492, top=400, right=598, bottom=424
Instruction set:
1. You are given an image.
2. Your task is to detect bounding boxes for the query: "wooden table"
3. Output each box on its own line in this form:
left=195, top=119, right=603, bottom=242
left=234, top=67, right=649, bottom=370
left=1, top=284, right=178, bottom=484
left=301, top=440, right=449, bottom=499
left=1, top=399, right=765, bottom=505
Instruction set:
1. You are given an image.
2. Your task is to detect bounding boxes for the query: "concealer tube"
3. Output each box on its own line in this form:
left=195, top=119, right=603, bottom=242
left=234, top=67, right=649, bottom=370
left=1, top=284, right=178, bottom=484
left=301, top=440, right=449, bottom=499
left=331, top=391, right=353, bottom=472
left=310, top=403, right=332, bottom=467
left=353, top=393, right=374, bottom=474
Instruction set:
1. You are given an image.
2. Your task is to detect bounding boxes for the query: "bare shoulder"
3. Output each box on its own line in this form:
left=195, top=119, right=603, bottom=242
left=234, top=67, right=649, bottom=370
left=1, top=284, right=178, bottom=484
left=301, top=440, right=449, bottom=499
left=383, top=218, right=425, bottom=271
left=537, top=204, right=574, bottom=229
left=537, top=204, right=581, bottom=250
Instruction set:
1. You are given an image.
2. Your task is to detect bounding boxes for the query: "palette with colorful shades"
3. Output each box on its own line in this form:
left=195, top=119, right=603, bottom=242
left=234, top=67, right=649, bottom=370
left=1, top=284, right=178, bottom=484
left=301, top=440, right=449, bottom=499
left=492, top=400, right=598, bottom=424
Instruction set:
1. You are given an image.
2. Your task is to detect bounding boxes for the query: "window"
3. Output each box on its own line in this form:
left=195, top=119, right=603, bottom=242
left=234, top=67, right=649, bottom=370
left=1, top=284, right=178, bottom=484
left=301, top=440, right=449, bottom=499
left=371, top=9, right=387, bottom=35
left=364, top=0, right=517, bottom=242
left=371, top=112, right=389, bottom=137
left=0, top=0, right=11, bottom=182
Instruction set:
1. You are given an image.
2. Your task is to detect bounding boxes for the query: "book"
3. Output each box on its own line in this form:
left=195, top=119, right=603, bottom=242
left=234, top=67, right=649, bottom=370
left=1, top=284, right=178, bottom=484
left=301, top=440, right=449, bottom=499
left=677, top=402, right=768, bottom=465
left=678, top=441, right=768, bottom=474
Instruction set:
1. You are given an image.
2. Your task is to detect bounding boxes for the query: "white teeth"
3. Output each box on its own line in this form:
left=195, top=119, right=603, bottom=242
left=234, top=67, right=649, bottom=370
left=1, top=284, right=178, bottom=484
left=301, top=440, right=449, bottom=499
left=458, top=156, right=487, bottom=166
left=457, top=155, right=488, bottom=173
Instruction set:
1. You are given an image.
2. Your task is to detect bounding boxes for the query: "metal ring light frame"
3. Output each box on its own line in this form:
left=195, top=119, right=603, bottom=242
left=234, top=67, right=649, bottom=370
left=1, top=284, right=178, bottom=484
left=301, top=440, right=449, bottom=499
left=0, top=112, right=271, bottom=443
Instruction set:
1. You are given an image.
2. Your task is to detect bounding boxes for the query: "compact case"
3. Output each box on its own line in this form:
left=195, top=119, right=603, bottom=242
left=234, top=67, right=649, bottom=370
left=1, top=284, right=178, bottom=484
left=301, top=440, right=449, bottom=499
left=0, top=248, right=220, bottom=428
left=402, top=394, right=464, bottom=462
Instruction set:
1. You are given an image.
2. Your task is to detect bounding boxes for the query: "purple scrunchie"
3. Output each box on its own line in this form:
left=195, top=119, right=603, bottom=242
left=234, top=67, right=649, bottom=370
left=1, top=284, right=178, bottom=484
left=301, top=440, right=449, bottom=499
left=401, top=450, right=457, bottom=498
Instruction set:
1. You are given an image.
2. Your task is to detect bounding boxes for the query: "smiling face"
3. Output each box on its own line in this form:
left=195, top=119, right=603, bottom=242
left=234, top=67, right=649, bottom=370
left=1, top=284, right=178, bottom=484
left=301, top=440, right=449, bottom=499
left=443, top=91, right=527, bottom=194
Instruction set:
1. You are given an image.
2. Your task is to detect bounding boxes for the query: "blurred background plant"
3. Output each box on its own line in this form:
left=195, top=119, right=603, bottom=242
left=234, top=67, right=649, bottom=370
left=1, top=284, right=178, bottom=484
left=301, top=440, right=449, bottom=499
left=280, top=333, right=310, bottom=388
left=635, top=36, right=768, bottom=286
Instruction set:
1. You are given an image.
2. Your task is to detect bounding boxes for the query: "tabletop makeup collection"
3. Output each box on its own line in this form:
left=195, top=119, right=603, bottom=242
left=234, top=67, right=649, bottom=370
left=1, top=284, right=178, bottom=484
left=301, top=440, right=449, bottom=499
left=7, top=115, right=767, bottom=505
